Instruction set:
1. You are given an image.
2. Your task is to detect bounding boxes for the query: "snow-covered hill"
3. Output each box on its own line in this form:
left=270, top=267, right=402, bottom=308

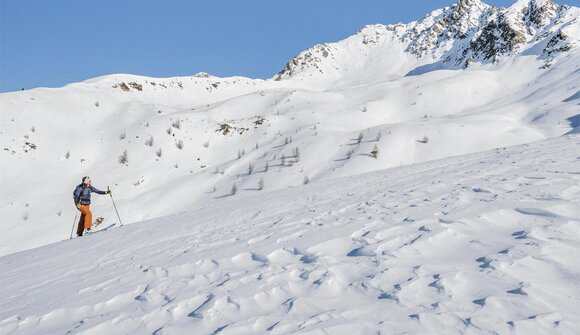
left=1, top=0, right=579, bottom=257
left=1, top=135, right=579, bottom=334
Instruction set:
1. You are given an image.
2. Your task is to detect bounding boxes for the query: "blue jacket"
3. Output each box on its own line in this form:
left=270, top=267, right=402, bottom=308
left=73, top=184, right=106, bottom=205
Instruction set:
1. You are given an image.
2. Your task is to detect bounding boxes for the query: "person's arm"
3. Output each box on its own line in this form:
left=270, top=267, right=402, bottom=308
left=73, top=186, right=82, bottom=204
left=90, top=186, right=108, bottom=195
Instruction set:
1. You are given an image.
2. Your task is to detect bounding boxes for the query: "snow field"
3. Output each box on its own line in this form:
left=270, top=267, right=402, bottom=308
left=1, top=135, right=579, bottom=334
left=1, top=50, right=578, bottom=256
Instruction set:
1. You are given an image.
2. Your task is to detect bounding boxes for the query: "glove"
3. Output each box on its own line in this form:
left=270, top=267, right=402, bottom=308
left=107, top=190, right=112, bottom=195
left=76, top=203, right=81, bottom=209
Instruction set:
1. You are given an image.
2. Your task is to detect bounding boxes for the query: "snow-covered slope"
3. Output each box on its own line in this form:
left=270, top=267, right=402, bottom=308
left=1, top=0, right=579, bottom=256
left=1, top=135, right=579, bottom=334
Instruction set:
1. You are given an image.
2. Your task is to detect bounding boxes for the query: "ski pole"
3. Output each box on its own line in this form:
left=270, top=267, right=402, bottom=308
left=70, top=211, right=78, bottom=239
left=108, top=187, right=123, bottom=226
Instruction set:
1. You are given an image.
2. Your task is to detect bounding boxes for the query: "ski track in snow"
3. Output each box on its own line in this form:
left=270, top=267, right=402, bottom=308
left=1, top=136, right=579, bottom=334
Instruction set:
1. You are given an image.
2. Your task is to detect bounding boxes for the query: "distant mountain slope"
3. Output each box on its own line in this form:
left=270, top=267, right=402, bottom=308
left=1, top=0, right=578, bottom=255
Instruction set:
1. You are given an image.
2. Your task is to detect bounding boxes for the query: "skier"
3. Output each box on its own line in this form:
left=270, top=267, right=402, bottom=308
left=73, top=176, right=110, bottom=236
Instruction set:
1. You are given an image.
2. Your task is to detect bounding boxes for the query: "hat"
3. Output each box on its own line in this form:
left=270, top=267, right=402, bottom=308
left=82, top=176, right=91, bottom=184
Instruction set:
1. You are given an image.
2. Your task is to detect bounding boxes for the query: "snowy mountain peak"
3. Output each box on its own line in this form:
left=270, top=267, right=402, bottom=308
left=275, top=0, right=577, bottom=82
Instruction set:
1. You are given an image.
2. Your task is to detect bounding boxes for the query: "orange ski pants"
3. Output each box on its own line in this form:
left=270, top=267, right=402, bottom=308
left=77, top=205, right=92, bottom=236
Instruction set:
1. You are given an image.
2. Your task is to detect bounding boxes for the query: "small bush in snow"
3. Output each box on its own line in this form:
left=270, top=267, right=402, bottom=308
left=156, top=148, right=162, bottom=157
left=248, top=163, right=254, bottom=175
left=258, top=178, right=264, bottom=190
left=357, top=132, right=364, bottom=144
left=119, top=132, right=126, bottom=140
left=346, top=149, right=354, bottom=159
left=119, top=150, right=129, bottom=165
left=371, top=145, right=379, bottom=159
left=176, top=140, right=184, bottom=149
left=231, top=183, right=238, bottom=195
left=145, top=136, right=154, bottom=147
left=65, top=150, right=70, bottom=159
left=171, top=119, right=181, bottom=129
left=31, top=126, right=36, bottom=133
left=203, top=141, right=210, bottom=148
left=303, top=175, right=310, bottom=185
left=264, top=162, right=269, bottom=172
left=293, top=147, right=300, bottom=161
left=376, top=132, right=382, bottom=142
left=95, top=101, right=100, bottom=107
left=23, top=213, right=29, bottom=221
left=166, top=127, right=172, bottom=135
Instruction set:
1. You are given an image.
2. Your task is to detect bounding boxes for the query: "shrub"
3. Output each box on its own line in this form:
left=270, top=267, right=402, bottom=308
left=231, top=183, right=238, bottom=195
left=119, top=150, right=128, bottom=164
left=166, top=127, right=172, bottom=135
left=120, top=132, right=126, bottom=140
left=357, top=132, right=364, bottom=144
left=258, top=178, right=264, bottom=190
left=65, top=150, right=70, bottom=159
left=95, top=101, right=100, bottom=107
left=293, top=147, right=300, bottom=160
left=248, top=163, right=254, bottom=175
left=203, top=141, right=210, bottom=148
left=176, top=140, right=184, bottom=149
left=171, top=119, right=181, bottom=129
left=346, top=149, right=354, bottom=159
left=145, top=136, right=154, bottom=147
left=156, top=148, right=162, bottom=157
left=303, top=175, right=310, bottom=185
left=371, top=145, right=379, bottom=159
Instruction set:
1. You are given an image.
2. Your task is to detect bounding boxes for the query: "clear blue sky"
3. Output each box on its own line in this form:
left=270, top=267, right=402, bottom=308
left=0, top=0, right=574, bottom=92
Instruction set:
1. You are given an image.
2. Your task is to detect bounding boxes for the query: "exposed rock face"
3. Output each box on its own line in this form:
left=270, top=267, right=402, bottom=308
left=467, top=14, right=528, bottom=63
left=404, top=0, right=490, bottom=58
left=544, top=30, right=573, bottom=54
left=527, top=0, right=559, bottom=27
left=275, top=44, right=333, bottom=80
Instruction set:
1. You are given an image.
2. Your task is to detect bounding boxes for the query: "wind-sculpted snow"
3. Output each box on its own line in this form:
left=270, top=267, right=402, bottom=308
left=1, top=136, right=579, bottom=334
